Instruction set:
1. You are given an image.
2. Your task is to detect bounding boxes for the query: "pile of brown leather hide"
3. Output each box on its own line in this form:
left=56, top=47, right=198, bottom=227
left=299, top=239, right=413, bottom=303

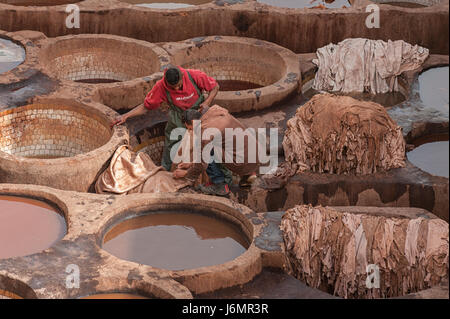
left=281, top=205, right=449, bottom=299
left=282, top=93, right=406, bottom=175
left=95, top=145, right=191, bottom=194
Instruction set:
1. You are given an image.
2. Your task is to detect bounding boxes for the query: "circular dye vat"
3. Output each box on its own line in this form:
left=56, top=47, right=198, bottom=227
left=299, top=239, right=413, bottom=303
left=0, top=195, right=66, bottom=259
left=130, top=122, right=166, bottom=165
left=167, top=36, right=300, bottom=112
left=103, top=213, right=249, bottom=270
left=418, top=66, right=449, bottom=113
left=407, top=136, right=449, bottom=178
left=123, top=0, right=209, bottom=9
left=0, top=37, right=25, bottom=74
left=170, top=40, right=287, bottom=92
left=0, top=0, right=78, bottom=5
left=39, top=35, right=168, bottom=84
left=0, top=103, right=112, bottom=159
left=257, top=0, right=351, bottom=9
left=81, top=293, right=149, bottom=299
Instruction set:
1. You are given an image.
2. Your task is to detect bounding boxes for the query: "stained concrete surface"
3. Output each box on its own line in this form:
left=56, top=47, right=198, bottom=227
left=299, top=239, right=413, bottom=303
left=196, top=268, right=338, bottom=299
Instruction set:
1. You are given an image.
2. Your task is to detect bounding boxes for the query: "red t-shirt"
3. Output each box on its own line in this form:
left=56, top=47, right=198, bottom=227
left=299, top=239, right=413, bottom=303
left=144, top=67, right=217, bottom=111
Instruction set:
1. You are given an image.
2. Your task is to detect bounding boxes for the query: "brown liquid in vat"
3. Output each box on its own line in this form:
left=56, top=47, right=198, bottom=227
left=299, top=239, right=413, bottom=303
left=0, top=195, right=66, bottom=259
left=218, top=80, right=263, bottom=91
left=103, top=213, right=249, bottom=270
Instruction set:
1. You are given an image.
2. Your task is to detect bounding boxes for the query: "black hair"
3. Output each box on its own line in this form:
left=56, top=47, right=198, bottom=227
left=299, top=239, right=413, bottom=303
left=182, top=109, right=202, bottom=125
left=165, top=67, right=181, bottom=86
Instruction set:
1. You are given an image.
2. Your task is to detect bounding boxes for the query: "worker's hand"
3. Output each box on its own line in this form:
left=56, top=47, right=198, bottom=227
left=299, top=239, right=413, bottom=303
left=173, top=169, right=188, bottom=179
left=177, top=163, right=192, bottom=170
left=111, top=115, right=127, bottom=128
left=198, top=102, right=210, bottom=114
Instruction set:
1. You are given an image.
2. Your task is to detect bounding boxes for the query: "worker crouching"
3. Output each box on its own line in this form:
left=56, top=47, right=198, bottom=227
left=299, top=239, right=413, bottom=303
left=172, top=105, right=262, bottom=197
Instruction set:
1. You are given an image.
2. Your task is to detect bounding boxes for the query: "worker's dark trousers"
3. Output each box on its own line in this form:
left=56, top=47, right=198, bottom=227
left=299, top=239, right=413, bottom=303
left=206, top=150, right=232, bottom=185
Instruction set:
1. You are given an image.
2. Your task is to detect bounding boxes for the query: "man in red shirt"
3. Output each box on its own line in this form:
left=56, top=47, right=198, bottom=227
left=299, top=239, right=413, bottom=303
left=112, top=66, right=220, bottom=171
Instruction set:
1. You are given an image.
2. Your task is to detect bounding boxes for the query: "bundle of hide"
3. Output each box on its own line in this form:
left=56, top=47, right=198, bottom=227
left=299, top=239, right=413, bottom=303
left=281, top=205, right=449, bottom=299
left=282, top=93, right=406, bottom=175
left=312, top=38, right=429, bottom=94
left=95, top=145, right=191, bottom=194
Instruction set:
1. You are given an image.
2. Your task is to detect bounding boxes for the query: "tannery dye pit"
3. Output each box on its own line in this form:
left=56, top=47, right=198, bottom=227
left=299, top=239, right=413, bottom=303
left=0, top=37, right=25, bottom=74
left=0, top=100, right=125, bottom=192
left=0, top=195, right=66, bottom=259
left=0, top=103, right=111, bottom=159
left=407, top=138, right=449, bottom=178
left=418, top=66, right=449, bottom=113
left=39, top=34, right=168, bottom=84
left=102, top=212, right=249, bottom=270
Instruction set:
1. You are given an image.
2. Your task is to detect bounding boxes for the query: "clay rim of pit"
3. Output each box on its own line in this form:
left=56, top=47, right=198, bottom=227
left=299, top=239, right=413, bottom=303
left=0, top=97, right=127, bottom=164
left=96, top=193, right=262, bottom=294
left=75, top=275, right=192, bottom=299
left=0, top=274, right=38, bottom=299
left=37, top=33, right=171, bottom=89
left=0, top=30, right=39, bottom=85
left=164, top=35, right=301, bottom=113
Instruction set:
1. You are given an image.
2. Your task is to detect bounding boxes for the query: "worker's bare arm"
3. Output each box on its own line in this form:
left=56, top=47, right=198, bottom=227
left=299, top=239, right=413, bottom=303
left=200, top=83, right=220, bottom=113
left=111, top=103, right=148, bottom=127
